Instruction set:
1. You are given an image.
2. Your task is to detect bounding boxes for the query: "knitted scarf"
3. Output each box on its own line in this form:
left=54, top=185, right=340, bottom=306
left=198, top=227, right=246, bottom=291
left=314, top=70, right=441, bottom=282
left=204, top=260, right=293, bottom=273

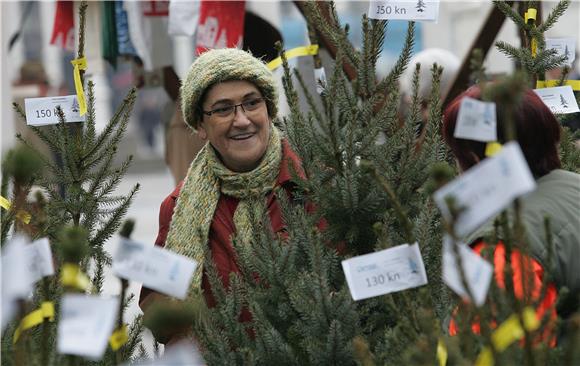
left=165, top=126, right=282, bottom=299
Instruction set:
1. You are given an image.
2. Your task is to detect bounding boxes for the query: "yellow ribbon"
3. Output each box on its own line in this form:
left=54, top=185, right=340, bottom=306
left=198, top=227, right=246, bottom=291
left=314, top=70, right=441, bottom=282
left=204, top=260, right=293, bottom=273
left=536, top=80, right=580, bottom=91
left=267, top=45, right=319, bottom=71
left=61, top=263, right=90, bottom=291
left=485, top=142, right=503, bottom=157
left=524, top=8, right=537, bottom=23
left=0, top=195, right=31, bottom=224
left=109, top=325, right=128, bottom=351
left=13, top=302, right=55, bottom=343
left=437, top=338, right=448, bottom=366
left=70, top=57, right=87, bottom=116
left=475, top=307, right=540, bottom=366
left=531, top=38, right=537, bottom=58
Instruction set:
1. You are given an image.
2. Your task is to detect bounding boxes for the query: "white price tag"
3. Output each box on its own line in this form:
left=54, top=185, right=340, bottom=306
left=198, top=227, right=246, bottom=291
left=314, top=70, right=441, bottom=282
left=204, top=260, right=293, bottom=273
left=433, top=142, right=536, bottom=238
left=1, top=235, right=33, bottom=331
left=125, top=341, right=205, bottom=366
left=545, top=37, right=576, bottom=65
left=368, top=0, right=440, bottom=22
left=442, top=235, right=493, bottom=306
left=314, top=67, right=327, bottom=95
left=533, top=85, right=579, bottom=115
left=25, top=238, right=54, bottom=285
left=57, top=295, right=119, bottom=359
left=24, top=95, right=85, bottom=126
left=342, top=243, right=428, bottom=301
left=113, top=238, right=197, bottom=300
left=454, top=97, right=497, bottom=142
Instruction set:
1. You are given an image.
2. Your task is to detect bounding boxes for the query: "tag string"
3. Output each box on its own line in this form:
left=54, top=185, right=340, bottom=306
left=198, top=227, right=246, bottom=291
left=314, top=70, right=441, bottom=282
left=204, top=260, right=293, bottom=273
left=485, top=142, right=503, bottom=157
left=267, top=45, right=319, bottom=71
left=437, top=338, right=448, bottom=366
left=475, top=307, right=540, bottom=366
left=536, top=80, right=580, bottom=91
left=0, top=195, right=32, bottom=224
left=13, top=302, right=55, bottom=343
left=70, top=57, right=88, bottom=116
left=109, top=324, right=129, bottom=351
left=61, top=263, right=91, bottom=291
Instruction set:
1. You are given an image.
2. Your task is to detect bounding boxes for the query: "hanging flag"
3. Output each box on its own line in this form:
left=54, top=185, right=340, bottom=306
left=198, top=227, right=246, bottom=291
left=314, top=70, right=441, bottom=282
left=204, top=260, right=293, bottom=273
left=50, top=0, right=75, bottom=51
left=195, top=1, right=245, bottom=55
left=101, top=2, right=119, bottom=69
left=115, top=1, right=137, bottom=56
left=124, top=1, right=171, bottom=71
left=168, top=0, right=200, bottom=36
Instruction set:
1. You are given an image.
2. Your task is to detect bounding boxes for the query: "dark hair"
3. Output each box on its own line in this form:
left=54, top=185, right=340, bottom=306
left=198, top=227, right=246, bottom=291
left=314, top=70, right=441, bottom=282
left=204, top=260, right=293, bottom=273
left=442, top=85, right=561, bottom=177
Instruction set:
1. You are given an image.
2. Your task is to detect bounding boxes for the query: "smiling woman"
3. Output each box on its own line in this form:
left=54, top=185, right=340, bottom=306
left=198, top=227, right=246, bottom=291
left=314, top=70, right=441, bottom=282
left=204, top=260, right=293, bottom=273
left=138, top=48, right=312, bottom=345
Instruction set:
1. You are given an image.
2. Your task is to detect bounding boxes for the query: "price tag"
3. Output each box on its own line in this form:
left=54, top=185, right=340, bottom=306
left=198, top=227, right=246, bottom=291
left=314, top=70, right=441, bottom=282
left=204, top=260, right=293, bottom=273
left=442, top=235, right=493, bottom=306
left=545, top=37, right=576, bottom=65
left=433, top=142, right=536, bottom=238
left=1, top=236, right=33, bottom=331
left=124, top=340, right=205, bottom=366
left=57, top=295, right=119, bottom=359
left=533, top=85, right=580, bottom=115
left=454, top=97, right=497, bottom=142
left=368, top=0, right=440, bottom=22
left=314, top=67, right=327, bottom=95
left=25, top=238, right=54, bottom=285
left=24, top=95, right=85, bottom=126
left=342, top=243, right=428, bottom=301
left=113, top=238, right=197, bottom=300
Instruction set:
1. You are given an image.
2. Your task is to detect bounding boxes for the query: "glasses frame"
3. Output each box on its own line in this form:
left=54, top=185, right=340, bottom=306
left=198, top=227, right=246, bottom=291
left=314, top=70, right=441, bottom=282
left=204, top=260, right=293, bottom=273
left=201, top=97, right=267, bottom=118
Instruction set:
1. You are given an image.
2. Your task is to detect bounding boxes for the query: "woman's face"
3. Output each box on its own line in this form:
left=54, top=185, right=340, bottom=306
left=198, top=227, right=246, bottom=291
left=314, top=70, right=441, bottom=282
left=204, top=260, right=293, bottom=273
left=197, top=80, right=271, bottom=172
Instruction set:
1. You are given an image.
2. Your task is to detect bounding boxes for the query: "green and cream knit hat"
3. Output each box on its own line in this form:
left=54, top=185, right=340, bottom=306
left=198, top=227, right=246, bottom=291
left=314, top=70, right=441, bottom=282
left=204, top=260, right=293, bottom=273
left=181, top=48, right=278, bottom=129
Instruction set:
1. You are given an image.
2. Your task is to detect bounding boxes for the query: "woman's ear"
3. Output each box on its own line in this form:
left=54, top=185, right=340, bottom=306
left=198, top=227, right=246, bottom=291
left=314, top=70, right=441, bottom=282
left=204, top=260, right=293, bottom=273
left=196, top=124, right=208, bottom=140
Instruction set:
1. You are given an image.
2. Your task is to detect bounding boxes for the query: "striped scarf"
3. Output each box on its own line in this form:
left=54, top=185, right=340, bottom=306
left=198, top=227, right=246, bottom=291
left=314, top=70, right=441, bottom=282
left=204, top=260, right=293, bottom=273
left=165, top=126, right=282, bottom=299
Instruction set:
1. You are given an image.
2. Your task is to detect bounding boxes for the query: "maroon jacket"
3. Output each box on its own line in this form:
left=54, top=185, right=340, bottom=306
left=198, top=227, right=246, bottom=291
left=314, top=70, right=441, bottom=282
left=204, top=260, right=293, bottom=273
left=139, top=140, right=311, bottom=320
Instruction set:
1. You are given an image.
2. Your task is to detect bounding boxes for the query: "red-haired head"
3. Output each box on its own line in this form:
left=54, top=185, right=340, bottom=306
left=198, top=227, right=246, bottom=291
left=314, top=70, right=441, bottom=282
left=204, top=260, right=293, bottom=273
left=442, top=85, right=561, bottom=177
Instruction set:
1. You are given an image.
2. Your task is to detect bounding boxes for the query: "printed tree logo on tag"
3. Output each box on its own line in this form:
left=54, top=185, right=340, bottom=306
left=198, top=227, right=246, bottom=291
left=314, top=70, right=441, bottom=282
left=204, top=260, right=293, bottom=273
left=560, top=94, right=569, bottom=108
left=408, top=257, right=419, bottom=274
left=71, top=98, right=79, bottom=113
left=416, top=0, right=426, bottom=12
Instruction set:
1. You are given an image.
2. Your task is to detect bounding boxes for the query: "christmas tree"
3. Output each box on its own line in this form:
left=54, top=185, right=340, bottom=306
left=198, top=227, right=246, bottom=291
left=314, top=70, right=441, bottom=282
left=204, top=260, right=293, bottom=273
left=1, top=3, right=146, bottom=365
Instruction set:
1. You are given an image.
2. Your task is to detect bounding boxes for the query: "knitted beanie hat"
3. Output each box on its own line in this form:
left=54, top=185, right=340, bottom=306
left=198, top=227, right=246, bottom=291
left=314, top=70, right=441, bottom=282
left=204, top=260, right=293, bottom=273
left=181, top=48, right=278, bottom=129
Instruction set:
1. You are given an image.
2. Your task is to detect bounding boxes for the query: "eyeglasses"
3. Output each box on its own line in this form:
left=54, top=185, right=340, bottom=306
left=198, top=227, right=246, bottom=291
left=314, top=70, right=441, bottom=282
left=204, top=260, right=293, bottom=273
left=201, top=97, right=266, bottom=119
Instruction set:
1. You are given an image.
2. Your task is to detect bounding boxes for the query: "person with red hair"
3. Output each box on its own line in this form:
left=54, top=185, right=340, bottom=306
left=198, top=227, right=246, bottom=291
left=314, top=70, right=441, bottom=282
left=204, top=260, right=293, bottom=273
left=442, top=85, right=580, bottom=340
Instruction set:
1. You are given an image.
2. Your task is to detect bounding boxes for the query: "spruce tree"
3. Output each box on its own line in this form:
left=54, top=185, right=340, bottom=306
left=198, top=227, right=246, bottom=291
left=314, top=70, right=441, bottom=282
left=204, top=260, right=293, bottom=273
left=1, top=3, right=146, bottom=365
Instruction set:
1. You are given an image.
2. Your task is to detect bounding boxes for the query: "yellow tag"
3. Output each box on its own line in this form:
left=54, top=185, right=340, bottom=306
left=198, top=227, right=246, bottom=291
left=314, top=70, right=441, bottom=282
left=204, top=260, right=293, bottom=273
left=531, top=38, right=537, bottom=57
left=485, top=142, right=503, bottom=157
left=536, top=80, right=580, bottom=91
left=0, top=195, right=10, bottom=210
left=437, top=338, right=448, bottom=366
left=61, top=263, right=90, bottom=291
left=109, top=325, right=128, bottom=351
left=475, top=307, right=540, bottom=366
left=524, top=8, right=537, bottom=23
left=0, top=195, right=32, bottom=224
left=70, top=57, right=88, bottom=116
left=267, top=45, right=319, bottom=71
left=13, top=302, right=55, bottom=343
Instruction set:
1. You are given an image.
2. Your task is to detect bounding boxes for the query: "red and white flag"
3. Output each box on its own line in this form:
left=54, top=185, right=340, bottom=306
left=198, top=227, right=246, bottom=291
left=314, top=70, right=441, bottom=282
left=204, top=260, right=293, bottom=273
left=50, top=0, right=75, bottom=51
left=195, top=1, right=245, bottom=55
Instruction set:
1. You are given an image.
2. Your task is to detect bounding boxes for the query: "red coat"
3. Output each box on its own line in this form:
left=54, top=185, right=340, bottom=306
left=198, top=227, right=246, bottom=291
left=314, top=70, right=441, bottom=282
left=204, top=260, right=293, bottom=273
left=139, top=140, right=312, bottom=325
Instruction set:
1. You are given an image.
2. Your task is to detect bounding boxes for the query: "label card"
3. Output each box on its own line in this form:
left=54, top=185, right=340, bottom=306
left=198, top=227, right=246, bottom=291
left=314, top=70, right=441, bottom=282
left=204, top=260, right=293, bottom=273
left=342, top=243, right=428, bottom=301
left=368, top=0, right=440, bottom=22
left=24, top=95, right=85, bottom=126
left=545, top=37, right=576, bottom=65
left=314, top=67, right=327, bottom=95
left=454, top=97, right=497, bottom=142
left=442, top=236, right=492, bottom=306
left=125, top=341, right=205, bottom=366
left=1, top=236, right=33, bottom=331
left=25, top=238, right=55, bottom=285
left=433, top=142, right=536, bottom=238
left=113, top=238, right=197, bottom=300
left=57, top=295, right=119, bottom=359
left=533, top=85, right=580, bottom=115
